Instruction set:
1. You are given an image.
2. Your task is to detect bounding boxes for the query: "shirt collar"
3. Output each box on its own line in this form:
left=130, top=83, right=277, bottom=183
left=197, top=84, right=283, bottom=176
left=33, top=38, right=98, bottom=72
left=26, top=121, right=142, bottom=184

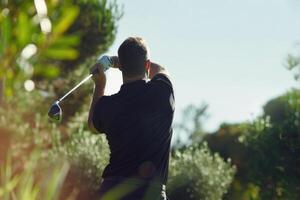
left=120, top=79, right=147, bottom=93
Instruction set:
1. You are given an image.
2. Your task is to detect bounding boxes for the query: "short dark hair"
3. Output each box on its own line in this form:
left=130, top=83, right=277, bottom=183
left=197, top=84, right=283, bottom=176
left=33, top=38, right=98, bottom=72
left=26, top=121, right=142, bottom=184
left=118, top=37, right=149, bottom=77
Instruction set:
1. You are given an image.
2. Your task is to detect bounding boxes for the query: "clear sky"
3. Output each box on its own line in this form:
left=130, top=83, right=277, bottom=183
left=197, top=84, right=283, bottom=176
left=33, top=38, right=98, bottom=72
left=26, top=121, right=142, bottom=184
left=105, top=0, right=300, bottom=131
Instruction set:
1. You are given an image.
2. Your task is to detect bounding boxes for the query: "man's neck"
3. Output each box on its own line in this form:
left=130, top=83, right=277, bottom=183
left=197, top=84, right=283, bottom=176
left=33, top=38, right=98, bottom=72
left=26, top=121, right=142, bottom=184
left=123, top=75, right=147, bottom=84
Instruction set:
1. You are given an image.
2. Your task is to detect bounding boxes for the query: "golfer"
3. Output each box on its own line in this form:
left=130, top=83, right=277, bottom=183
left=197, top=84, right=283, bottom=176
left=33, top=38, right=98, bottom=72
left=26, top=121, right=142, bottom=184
left=88, top=37, right=174, bottom=200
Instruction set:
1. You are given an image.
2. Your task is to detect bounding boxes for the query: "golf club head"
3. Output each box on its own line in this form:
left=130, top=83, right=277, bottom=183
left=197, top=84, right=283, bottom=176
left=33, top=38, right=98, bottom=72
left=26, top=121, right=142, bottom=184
left=48, top=101, right=62, bottom=122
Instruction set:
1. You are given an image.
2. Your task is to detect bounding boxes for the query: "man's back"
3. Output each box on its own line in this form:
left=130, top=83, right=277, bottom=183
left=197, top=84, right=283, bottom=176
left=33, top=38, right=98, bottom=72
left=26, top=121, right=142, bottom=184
left=93, top=74, right=174, bottom=184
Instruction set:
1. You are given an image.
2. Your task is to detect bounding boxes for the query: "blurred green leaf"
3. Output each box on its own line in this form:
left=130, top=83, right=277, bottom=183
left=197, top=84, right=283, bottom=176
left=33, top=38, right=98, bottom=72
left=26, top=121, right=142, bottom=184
left=51, top=35, right=80, bottom=47
left=16, top=12, right=31, bottom=47
left=0, top=0, right=121, bottom=98
left=0, top=13, right=12, bottom=57
left=44, top=48, right=78, bottom=60
left=0, top=176, right=20, bottom=198
left=44, top=163, right=69, bottom=200
left=34, top=65, right=60, bottom=78
left=52, top=6, right=80, bottom=36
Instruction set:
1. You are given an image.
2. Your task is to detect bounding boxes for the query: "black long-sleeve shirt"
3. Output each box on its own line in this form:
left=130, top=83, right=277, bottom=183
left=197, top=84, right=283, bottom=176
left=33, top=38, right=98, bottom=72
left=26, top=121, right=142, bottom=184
left=92, top=74, right=175, bottom=184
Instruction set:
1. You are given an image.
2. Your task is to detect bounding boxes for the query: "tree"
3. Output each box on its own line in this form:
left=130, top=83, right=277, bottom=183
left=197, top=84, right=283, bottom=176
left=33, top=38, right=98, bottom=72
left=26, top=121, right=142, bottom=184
left=241, top=89, right=300, bottom=199
left=203, top=90, right=300, bottom=199
left=285, top=49, right=300, bottom=81
left=0, top=0, right=121, bottom=104
left=204, top=123, right=259, bottom=200
left=0, top=1, right=122, bottom=196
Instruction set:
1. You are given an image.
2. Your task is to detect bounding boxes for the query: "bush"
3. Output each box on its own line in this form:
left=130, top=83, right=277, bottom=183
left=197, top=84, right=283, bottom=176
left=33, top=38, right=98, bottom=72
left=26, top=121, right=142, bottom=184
left=50, top=108, right=110, bottom=197
left=204, top=123, right=261, bottom=200
left=240, top=89, right=300, bottom=199
left=168, top=143, right=236, bottom=200
left=0, top=91, right=109, bottom=199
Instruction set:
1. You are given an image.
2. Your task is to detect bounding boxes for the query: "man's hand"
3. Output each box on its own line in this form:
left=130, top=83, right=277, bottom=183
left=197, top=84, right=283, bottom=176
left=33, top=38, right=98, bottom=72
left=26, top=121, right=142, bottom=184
left=149, top=62, right=168, bottom=79
left=90, top=63, right=106, bottom=85
left=110, top=56, right=121, bottom=69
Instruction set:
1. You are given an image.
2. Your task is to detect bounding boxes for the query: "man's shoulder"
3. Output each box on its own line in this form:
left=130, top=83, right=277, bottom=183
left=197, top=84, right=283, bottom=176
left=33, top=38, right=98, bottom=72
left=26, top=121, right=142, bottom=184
left=149, top=73, right=173, bottom=92
left=96, top=93, right=118, bottom=106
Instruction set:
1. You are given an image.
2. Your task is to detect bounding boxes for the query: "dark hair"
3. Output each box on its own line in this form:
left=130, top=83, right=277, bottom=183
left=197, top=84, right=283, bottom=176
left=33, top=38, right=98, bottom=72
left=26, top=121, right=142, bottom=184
left=118, top=37, right=149, bottom=77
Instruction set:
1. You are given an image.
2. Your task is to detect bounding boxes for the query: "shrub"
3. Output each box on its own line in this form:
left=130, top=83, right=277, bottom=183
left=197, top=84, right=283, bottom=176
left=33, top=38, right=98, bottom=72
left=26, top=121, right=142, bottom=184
left=168, top=143, right=236, bottom=200
left=0, top=91, right=109, bottom=199
left=50, top=108, right=109, bottom=195
left=0, top=151, right=70, bottom=200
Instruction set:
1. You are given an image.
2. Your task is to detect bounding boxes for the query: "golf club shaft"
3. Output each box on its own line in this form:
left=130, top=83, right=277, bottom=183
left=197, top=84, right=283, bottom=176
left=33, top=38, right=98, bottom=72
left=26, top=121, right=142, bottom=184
left=58, top=74, right=93, bottom=102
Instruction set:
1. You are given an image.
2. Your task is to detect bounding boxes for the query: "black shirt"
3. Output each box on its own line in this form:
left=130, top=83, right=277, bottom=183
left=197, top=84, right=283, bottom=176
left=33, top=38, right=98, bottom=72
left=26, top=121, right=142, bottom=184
left=92, top=74, right=175, bottom=184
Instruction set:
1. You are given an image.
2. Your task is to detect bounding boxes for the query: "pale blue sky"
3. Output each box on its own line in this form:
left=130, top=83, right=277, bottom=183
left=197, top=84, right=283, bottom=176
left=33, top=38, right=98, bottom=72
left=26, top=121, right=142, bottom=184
left=106, top=0, right=300, bottom=131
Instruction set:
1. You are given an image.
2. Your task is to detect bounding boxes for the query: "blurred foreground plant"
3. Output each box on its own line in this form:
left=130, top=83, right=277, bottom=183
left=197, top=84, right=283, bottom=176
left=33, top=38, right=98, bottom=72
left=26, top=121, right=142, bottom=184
left=0, top=0, right=121, bottom=104
left=0, top=90, right=109, bottom=199
left=0, top=151, right=69, bottom=200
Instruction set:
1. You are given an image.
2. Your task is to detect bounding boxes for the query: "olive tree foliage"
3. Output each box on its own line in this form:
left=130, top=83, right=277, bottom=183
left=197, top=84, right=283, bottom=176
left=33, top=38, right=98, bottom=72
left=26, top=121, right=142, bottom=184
left=0, top=0, right=122, bottom=102
left=171, top=104, right=236, bottom=199
left=50, top=107, right=110, bottom=199
left=240, top=89, right=300, bottom=199
left=285, top=48, right=300, bottom=81
left=168, top=143, right=236, bottom=200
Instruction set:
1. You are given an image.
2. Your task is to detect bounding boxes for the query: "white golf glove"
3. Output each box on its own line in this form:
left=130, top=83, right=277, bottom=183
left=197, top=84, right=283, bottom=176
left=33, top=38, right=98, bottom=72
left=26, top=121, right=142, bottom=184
left=96, top=55, right=114, bottom=72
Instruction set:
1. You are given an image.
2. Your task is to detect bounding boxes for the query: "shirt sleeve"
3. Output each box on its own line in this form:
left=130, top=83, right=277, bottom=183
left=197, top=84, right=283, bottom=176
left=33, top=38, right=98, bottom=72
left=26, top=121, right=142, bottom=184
left=151, top=73, right=174, bottom=93
left=150, top=73, right=175, bottom=113
left=92, top=97, right=107, bottom=133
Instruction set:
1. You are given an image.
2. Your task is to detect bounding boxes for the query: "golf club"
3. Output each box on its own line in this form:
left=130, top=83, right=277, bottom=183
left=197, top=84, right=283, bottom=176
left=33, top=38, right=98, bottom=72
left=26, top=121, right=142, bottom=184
left=48, top=56, right=117, bottom=122
left=48, top=73, right=94, bottom=122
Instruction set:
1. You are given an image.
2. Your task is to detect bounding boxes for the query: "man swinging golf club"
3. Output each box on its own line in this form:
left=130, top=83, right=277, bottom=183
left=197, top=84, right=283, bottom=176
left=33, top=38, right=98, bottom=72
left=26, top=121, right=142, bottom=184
left=88, top=37, right=174, bottom=200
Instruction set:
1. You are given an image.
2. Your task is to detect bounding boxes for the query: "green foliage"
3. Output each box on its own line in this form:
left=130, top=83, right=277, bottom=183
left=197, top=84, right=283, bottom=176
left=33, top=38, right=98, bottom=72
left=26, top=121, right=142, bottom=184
left=64, top=0, right=123, bottom=68
left=0, top=90, right=109, bottom=199
left=285, top=54, right=300, bottom=81
left=168, top=143, right=236, bottom=200
left=0, top=151, right=70, bottom=200
left=240, top=89, right=300, bottom=199
left=205, top=123, right=249, bottom=165
left=0, top=1, right=79, bottom=96
left=50, top=108, right=110, bottom=191
left=0, top=0, right=122, bottom=100
left=0, top=0, right=121, bottom=197
left=204, top=123, right=260, bottom=200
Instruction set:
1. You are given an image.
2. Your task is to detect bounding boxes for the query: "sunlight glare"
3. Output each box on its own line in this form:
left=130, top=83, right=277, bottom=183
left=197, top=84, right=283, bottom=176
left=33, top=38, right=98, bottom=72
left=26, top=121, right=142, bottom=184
left=21, top=44, right=37, bottom=59
left=34, top=0, right=47, bottom=16
left=105, top=69, right=123, bottom=95
left=24, top=80, right=35, bottom=92
left=40, top=17, right=52, bottom=33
